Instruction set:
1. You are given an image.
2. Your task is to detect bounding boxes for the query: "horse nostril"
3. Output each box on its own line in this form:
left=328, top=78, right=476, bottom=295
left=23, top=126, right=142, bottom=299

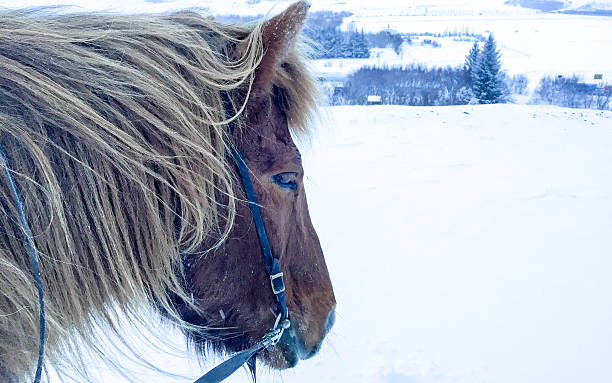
left=324, top=307, right=336, bottom=335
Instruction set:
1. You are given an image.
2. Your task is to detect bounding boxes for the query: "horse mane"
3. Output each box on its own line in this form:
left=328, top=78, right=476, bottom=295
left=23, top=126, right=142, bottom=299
left=0, top=9, right=318, bottom=381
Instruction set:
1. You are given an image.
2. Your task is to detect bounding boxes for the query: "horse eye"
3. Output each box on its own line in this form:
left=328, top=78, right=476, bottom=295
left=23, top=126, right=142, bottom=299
left=272, top=172, right=298, bottom=190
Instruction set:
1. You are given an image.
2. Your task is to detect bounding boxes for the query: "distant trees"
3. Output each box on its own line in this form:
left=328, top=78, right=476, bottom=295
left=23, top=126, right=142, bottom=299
left=464, top=34, right=507, bottom=104
left=304, top=11, right=370, bottom=58
left=306, top=11, right=407, bottom=59
left=364, top=31, right=405, bottom=54
left=336, top=34, right=511, bottom=106
left=305, top=26, right=371, bottom=58
left=305, top=11, right=409, bottom=59
left=348, top=31, right=370, bottom=58
left=507, top=74, right=529, bottom=95
left=340, top=65, right=471, bottom=106
left=534, top=75, right=612, bottom=110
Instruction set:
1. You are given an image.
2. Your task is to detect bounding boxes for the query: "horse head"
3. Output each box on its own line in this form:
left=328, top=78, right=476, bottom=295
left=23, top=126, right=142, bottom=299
left=175, top=1, right=336, bottom=370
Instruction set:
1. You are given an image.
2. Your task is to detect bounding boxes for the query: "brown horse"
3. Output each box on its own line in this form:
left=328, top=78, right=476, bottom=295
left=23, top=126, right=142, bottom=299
left=0, top=2, right=335, bottom=381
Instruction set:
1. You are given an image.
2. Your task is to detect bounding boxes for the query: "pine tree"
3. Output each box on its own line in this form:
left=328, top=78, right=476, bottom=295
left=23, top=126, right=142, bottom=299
left=358, top=30, right=370, bottom=58
left=349, top=30, right=370, bottom=58
left=473, top=34, right=505, bottom=104
left=464, top=41, right=480, bottom=83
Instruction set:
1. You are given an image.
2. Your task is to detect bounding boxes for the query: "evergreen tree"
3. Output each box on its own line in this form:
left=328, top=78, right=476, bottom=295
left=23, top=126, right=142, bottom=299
left=349, top=30, right=370, bottom=58
left=473, top=34, right=505, bottom=104
left=464, top=41, right=480, bottom=83
left=318, top=27, right=344, bottom=58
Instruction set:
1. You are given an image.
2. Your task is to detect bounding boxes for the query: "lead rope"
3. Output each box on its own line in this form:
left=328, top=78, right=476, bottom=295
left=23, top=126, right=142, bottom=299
left=191, top=97, right=290, bottom=383
left=193, top=314, right=289, bottom=383
left=0, top=145, right=45, bottom=383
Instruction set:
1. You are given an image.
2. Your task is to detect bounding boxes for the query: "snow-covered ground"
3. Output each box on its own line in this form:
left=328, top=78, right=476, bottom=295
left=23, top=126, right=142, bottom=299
left=82, top=104, right=612, bottom=383
left=299, top=105, right=612, bottom=383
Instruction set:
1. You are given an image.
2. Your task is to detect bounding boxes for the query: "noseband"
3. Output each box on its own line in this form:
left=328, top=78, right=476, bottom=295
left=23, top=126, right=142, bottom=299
left=192, top=98, right=291, bottom=383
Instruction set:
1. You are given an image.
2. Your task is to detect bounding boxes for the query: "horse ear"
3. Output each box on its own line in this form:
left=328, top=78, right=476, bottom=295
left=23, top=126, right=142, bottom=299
left=252, top=1, right=310, bottom=93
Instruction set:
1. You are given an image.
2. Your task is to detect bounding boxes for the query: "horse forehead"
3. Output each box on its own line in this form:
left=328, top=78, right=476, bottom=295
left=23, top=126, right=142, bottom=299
left=245, top=134, right=302, bottom=173
left=242, top=101, right=301, bottom=169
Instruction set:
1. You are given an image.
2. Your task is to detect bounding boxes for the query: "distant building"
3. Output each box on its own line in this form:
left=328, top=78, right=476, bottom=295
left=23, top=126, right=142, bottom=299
left=584, top=73, right=605, bottom=87
left=367, top=95, right=382, bottom=105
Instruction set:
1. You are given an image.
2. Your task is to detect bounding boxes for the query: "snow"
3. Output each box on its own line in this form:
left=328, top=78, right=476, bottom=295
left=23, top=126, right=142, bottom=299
left=295, top=104, right=612, bottom=383
left=82, top=104, right=612, bottom=383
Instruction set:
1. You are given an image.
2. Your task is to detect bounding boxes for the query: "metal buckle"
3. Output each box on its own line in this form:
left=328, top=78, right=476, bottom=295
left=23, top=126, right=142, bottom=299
left=270, top=272, right=285, bottom=295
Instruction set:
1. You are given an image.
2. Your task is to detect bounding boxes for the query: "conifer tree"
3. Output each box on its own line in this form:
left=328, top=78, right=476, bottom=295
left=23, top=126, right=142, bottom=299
left=473, top=34, right=505, bottom=104
left=465, top=41, right=480, bottom=83
left=349, top=30, right=370, bottom=58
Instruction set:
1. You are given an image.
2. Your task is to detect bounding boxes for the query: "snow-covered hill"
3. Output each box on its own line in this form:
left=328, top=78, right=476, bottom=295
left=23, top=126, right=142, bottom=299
left=4, top=0, right=612, bottom=16
left=508, top=0, right=612, bottom=12
left=83, top=104, right=612, bottom=383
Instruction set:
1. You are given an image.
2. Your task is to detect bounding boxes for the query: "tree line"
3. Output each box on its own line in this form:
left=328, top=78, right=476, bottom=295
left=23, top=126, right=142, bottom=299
left=304, top=11, right=404, bottom=59
left=534, top=76, right=611, bottom=110
left=334, top=34, right=509, bottom=106
left=337, top=65, right=471, bottom=106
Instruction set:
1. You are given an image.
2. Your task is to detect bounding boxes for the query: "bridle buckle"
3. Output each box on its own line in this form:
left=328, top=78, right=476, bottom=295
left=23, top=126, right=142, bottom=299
left=270, top=272, right=285, bottom=295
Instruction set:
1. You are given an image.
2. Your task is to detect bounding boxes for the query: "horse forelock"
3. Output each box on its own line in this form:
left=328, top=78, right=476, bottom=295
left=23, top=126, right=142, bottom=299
left=0, top=9, right=319, bottom=381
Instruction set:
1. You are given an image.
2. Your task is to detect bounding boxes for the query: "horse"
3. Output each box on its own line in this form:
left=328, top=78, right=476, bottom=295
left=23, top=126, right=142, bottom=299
left=0, top=1, right=335, bottom=381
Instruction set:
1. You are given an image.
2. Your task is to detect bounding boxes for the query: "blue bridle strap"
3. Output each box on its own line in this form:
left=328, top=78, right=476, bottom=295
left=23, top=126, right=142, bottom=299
left=192, top=97, right=290, bottom=383
left=228, top=145, right=289, bottom=319
left=222, top=94, right=289, bottom=321
left=0, top=145, right=45, bottom=383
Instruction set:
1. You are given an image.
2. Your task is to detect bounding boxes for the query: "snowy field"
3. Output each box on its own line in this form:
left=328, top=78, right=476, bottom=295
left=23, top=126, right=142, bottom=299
left=315, top=12, right=612, bottom=86
left=300, top=105, right=612, bottom=383
left=82, top=104, right=612, bottom=383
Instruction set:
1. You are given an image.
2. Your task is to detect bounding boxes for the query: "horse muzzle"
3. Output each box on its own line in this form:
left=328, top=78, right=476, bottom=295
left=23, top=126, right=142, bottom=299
left=264, top=307, right=336, bottom=368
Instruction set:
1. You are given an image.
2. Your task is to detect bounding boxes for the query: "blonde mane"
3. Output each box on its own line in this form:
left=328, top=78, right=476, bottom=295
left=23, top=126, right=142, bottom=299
left=0, top=10, right=318, bottom=381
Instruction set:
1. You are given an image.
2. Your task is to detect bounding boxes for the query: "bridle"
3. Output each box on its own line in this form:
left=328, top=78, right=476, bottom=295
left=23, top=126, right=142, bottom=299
left=0, top=96, right=288, bottom=383
left=192, top=96, right=291, bottom=383
left=0, top=146, right=46, bottom=383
